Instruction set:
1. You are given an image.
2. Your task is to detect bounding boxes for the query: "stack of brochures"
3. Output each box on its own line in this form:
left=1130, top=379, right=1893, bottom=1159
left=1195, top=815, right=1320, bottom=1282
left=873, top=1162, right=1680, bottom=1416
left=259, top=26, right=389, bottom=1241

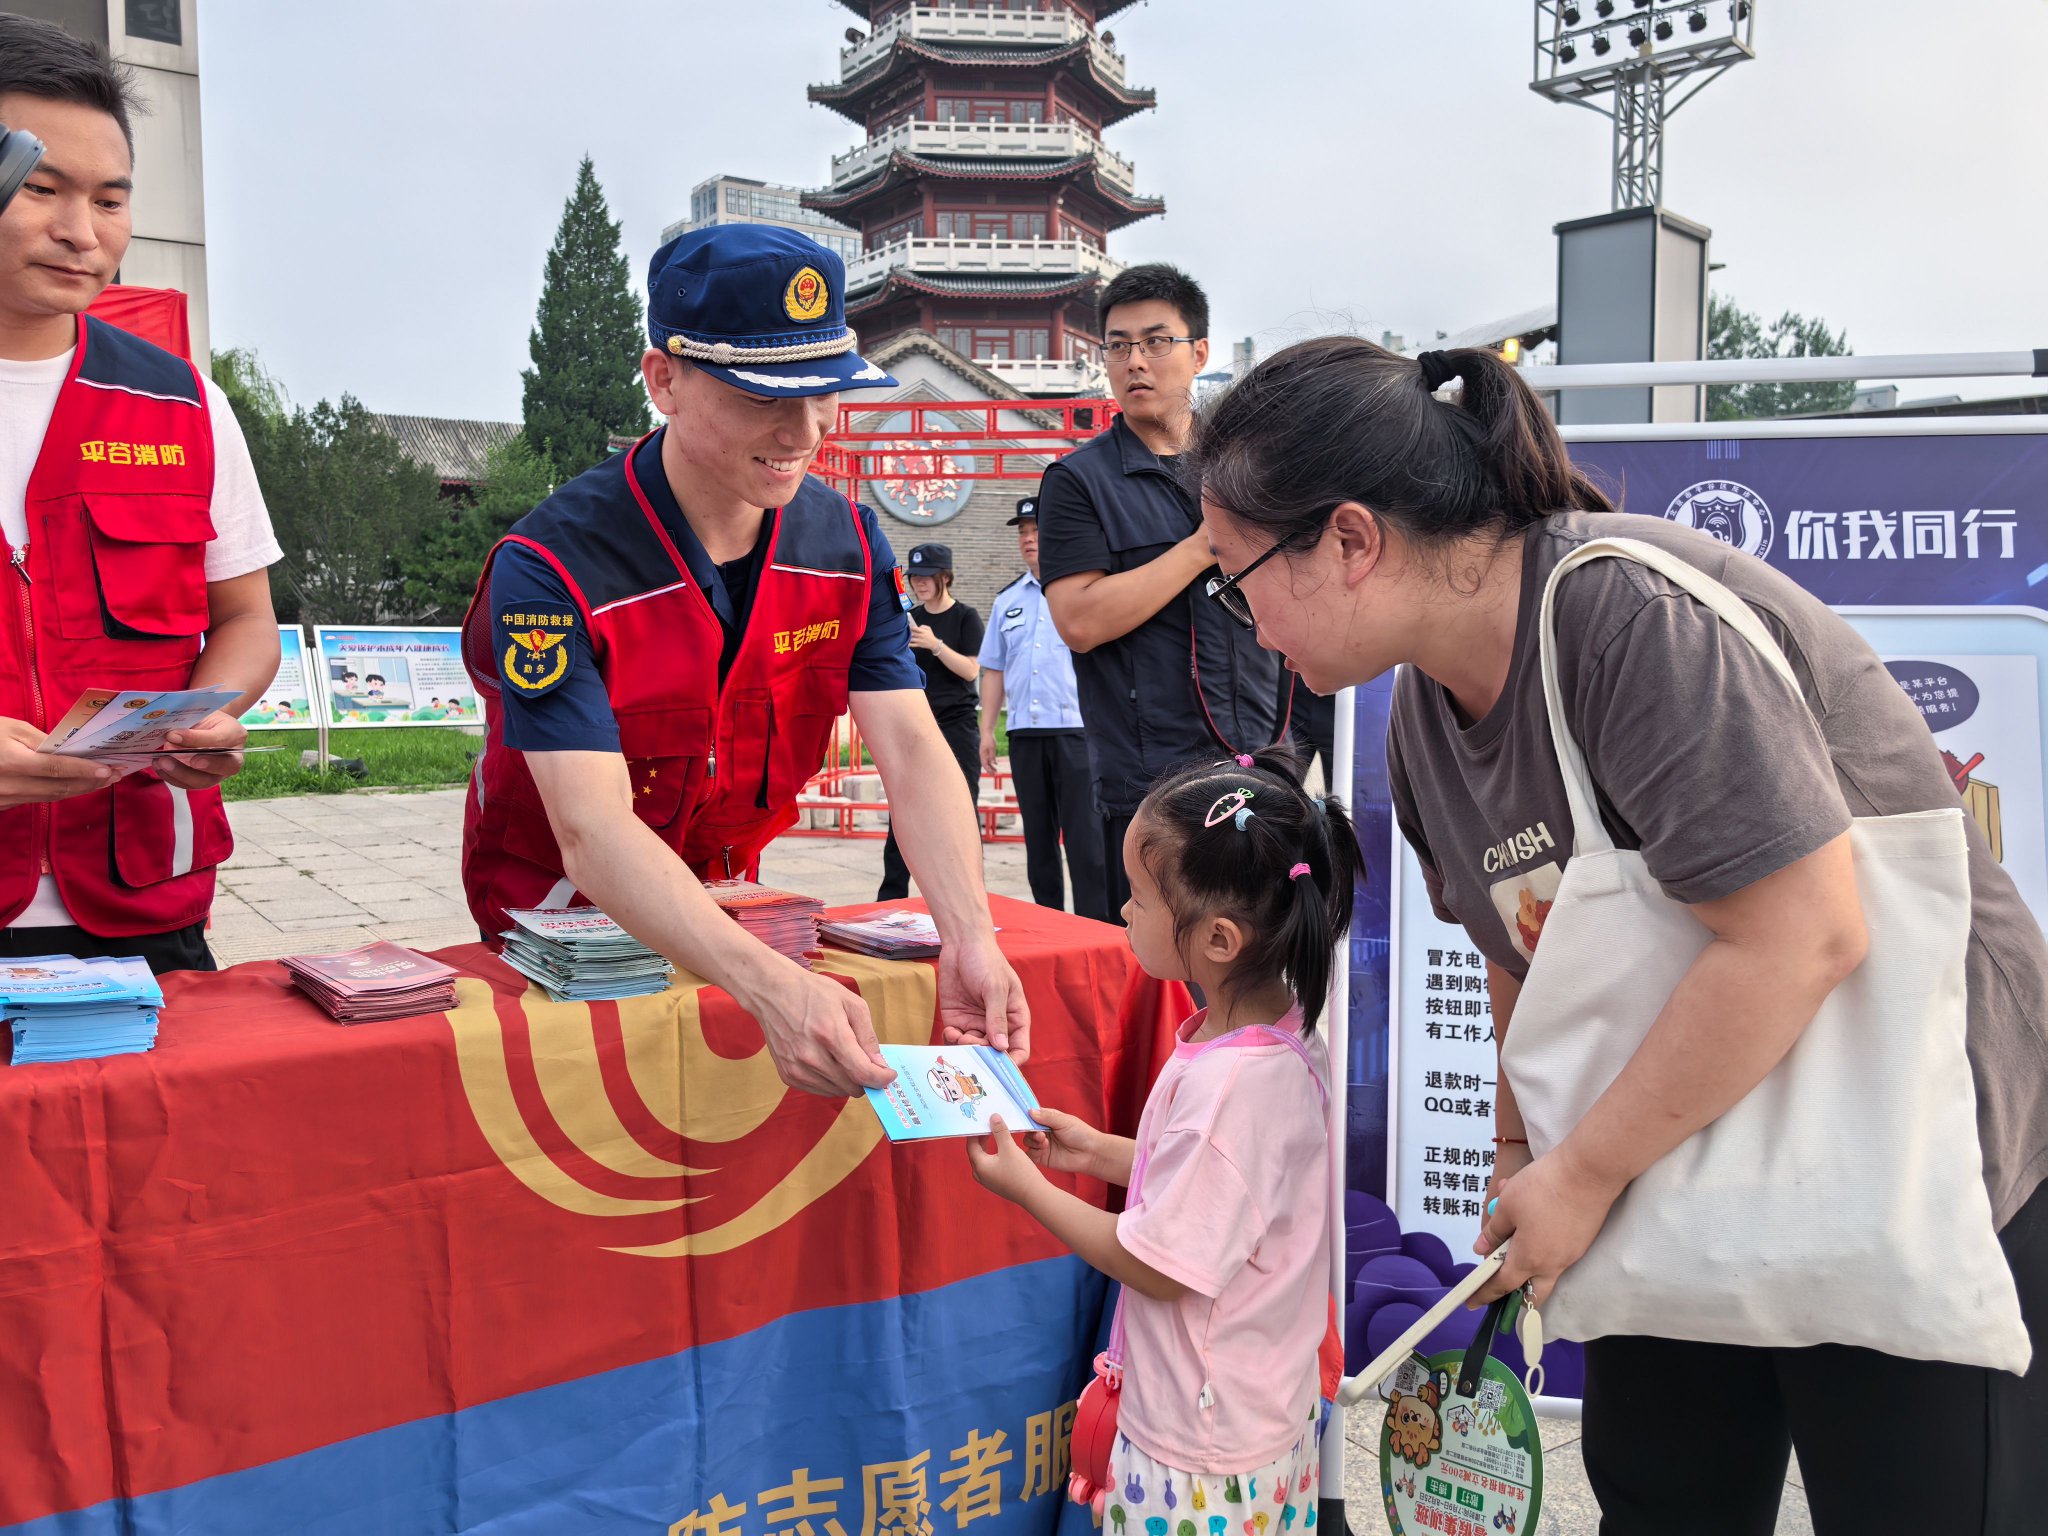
left=0, top=954, right=163, bottom=1064
left=703, top=879, right=825, bottom=967
left=819, top=908, right=945, bottom=960
left=282, top=942, right=459, bottom=1023
left=499, top=907, right=674, bottom=1003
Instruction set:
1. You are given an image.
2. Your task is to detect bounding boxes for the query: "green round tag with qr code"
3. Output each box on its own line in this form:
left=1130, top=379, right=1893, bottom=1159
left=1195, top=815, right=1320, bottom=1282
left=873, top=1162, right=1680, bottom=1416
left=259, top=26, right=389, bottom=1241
left=1379, top=1351, right=1543, bottom=1535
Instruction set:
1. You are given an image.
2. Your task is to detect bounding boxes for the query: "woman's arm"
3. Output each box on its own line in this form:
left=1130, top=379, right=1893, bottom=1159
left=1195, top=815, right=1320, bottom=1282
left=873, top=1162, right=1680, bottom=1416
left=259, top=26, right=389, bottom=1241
left=1476, top=832, right=1867, bottom=1304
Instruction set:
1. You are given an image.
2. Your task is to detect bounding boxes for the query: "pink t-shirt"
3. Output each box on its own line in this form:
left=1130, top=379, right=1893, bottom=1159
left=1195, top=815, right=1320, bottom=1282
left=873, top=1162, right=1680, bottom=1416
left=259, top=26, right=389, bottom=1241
left=1114, top=1004, right=1332, bottom=1473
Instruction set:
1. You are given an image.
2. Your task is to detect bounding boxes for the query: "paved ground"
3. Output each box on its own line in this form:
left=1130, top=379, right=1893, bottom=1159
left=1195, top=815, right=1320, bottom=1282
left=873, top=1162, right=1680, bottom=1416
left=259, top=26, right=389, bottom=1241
left=214, top=787, right=1814, bottom=1527
left=208, top=784, right=1053, bottom=965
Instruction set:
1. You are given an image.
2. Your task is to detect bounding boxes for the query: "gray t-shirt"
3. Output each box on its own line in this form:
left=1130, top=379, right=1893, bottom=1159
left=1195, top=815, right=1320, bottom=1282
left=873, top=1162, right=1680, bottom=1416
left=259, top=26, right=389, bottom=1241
left=1388, top=510, right=2048, bottom=1228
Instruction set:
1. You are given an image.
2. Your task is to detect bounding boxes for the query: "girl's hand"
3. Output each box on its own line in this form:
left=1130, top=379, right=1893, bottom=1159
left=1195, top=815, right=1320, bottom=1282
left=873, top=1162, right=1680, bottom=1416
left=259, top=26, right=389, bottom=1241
left=965, top=1114, right=1044, bottom=1203
left=1017, top=1105, right=1104, bottom=1179
left=1471, top=1143, right=1623, bottom=1309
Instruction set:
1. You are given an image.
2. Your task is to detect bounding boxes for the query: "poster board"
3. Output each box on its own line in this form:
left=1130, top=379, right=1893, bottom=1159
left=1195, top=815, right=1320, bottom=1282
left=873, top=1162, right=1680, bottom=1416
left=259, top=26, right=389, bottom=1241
left=239, top=625, right=315, bottom=728
left=312, top=626, right=482, bottom=729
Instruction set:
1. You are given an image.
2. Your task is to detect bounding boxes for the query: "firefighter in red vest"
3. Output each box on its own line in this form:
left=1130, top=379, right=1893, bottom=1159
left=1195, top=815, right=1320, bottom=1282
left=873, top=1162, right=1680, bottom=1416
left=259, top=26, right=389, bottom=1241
left=461, top=225, right=1029, bottom=1096
left=0, top=20, right=281, bottom=974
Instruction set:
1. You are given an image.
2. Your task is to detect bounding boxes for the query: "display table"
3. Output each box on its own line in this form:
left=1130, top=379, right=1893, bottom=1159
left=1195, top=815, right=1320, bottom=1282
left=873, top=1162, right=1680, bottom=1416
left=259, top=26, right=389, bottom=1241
left=0, top=896, right=1185, bottom=1536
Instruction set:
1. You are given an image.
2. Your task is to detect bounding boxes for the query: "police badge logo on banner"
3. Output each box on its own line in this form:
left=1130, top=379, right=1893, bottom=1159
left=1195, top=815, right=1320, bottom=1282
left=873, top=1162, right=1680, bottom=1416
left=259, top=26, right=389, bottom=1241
left=500, top=604, right=575, bottom=695
left=1661, top=478, right=1776, bottom=558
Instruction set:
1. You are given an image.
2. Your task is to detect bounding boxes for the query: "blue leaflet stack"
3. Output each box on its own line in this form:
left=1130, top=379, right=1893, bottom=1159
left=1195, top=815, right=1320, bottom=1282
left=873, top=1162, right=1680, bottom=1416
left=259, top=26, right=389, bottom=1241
left=499, top=908, right=674, bottom=1003
left=1, top=954, right=163, bottom=1064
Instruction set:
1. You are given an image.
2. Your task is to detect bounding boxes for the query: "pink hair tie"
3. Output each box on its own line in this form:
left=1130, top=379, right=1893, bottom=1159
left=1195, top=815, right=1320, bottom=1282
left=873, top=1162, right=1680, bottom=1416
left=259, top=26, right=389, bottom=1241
left=1288, top=862, right=1311, bottom=881
left=1235, top=754, right=1254, bottom=768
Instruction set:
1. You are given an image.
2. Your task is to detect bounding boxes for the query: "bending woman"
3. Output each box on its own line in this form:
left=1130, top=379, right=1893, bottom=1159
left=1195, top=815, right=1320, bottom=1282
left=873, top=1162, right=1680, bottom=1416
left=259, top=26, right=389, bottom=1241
left=1182, top=336, right=2047, bottom=1535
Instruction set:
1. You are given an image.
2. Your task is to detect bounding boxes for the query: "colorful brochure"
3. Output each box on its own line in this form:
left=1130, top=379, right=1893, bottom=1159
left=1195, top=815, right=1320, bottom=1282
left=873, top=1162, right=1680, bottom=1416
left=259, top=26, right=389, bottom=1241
left=864, top=1044, right=1042, bottom=1143
left=37, top=685, right=245, bottom=764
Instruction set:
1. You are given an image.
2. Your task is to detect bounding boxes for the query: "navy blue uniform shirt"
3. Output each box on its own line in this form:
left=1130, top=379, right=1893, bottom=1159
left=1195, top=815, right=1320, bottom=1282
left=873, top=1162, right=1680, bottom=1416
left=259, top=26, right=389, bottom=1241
left=492, top=432, right=921, bottom=753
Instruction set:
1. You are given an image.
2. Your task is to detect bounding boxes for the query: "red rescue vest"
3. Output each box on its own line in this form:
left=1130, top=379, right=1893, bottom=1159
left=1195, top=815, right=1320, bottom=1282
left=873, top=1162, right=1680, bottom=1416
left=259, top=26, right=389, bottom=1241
left=0, top=314, right=230, bottom=937
left=460, top=435, right=872, bottom=941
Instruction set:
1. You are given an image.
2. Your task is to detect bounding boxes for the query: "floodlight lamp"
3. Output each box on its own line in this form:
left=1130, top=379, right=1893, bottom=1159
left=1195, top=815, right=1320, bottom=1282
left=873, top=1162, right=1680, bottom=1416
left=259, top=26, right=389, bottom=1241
left=1592, top=29, right=1612, bottom=52
left=1595, top=0, right=1614, bottom=15
left=1501, top=337, right=1523, bottom=365
left=845, top=26, right=864, bottom=44
left=1654, top=16, right=1673, bottom=38
left=1631, top=0, right=1650, bottom=9
left=1731, top=0, right=1749, bottom=16
left=1562, top=2, right=1581, bottom=22
left=1558, top=40, right=1577, bottom=61
left=1627, top=23, right=1646, bottom=45
left=1688, top=7, right=1708, bottom=28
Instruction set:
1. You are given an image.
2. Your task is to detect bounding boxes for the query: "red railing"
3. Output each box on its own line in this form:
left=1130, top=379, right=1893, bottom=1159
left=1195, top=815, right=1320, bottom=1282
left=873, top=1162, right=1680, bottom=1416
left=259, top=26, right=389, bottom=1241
left=810, top=396, right=1118, bottom=500
left=796, top=396, right=1117, bottom=843
left=792, top=717, right=1018, bottom=841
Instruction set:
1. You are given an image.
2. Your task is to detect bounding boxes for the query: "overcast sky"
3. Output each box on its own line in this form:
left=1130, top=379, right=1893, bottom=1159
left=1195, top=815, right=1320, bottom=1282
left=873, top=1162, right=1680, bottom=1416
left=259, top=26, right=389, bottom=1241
left=198, top=0, right=2048, bottom=421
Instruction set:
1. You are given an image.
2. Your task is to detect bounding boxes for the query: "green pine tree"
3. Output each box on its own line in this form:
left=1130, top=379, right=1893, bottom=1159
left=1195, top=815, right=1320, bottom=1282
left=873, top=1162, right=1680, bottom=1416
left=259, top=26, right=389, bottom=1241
left=521, top=156, right=648, bottom=481
left=1706, top=295, right=1855, bottom=422
left=401, top=433, right=557, bottom=621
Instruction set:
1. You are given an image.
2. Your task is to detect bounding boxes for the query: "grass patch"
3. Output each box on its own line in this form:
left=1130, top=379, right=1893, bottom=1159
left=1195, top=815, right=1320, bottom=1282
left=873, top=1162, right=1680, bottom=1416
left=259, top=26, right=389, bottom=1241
left=224, top=727, right=479, bottom=801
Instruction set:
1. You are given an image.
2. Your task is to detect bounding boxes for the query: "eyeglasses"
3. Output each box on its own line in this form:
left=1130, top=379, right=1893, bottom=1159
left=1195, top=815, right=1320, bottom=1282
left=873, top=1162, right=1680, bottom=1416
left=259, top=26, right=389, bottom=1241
left=1204, top=534, right=1299, bottom=631
left=1101, top=335, right=1198, bottom=363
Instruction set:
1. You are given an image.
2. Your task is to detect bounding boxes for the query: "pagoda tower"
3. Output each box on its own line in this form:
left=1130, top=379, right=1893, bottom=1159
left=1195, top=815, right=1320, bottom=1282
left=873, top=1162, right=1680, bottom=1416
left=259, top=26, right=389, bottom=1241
left=805, top=0, right=1163, bottom=396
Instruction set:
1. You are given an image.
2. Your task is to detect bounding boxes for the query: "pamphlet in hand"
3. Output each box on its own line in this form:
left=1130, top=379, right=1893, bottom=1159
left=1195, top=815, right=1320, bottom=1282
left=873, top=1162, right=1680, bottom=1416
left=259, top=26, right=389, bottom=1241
left=283, top=941, right=460, bottom=1023
left=37, top=685, right=252, bottom=766
left=819, top=909, right=944, bottom=960
left=864, top=1043, right=1042, bottom=1143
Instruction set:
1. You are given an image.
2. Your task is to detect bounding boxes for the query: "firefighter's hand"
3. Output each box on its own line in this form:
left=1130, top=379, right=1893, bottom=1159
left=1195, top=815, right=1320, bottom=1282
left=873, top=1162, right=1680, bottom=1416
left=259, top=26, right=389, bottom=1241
left=157, top=711, right=247, bottom=790
left=0, top=717, right=118, bottom=809
left=746, top=963, right=898, bottom=1098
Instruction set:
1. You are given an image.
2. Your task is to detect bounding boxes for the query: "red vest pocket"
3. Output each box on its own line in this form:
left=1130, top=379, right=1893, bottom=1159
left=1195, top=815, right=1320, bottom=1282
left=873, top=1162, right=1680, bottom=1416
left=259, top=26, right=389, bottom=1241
left=76, top=495, right=215, bottom=640
left=765, top=663, right=843, bottom=811
left=617, top=706, right=713, bottom=830
left=109, top=776, right=232, bottom=888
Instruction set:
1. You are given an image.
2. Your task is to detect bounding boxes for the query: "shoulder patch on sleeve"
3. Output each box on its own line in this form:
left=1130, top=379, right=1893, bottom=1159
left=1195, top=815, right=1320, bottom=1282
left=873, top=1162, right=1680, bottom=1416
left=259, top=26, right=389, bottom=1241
left=497, top=599, right=578, bottom=696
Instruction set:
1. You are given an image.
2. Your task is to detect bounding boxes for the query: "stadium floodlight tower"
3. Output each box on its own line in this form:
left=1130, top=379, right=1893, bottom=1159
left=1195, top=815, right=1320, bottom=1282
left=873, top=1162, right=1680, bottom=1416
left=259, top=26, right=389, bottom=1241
left=1531, top=2, right=1758, bottom=425
left=1531, top=0, right=1758, bottom=211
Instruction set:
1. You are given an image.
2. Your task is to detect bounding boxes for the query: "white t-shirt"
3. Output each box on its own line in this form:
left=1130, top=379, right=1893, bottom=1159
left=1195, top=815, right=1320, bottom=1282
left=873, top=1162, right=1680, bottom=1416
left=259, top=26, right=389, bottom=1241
left=1, top=346, right=283, bottom=925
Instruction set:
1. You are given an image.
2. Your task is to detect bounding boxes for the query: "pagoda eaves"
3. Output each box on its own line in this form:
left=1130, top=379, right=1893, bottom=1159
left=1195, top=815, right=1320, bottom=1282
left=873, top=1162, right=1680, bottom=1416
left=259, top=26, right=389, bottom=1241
left=805, top=0, right=1165, bottom=397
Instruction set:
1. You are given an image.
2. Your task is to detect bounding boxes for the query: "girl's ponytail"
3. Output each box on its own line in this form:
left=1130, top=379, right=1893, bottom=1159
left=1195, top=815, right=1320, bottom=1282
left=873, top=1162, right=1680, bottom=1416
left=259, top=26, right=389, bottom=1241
left=1134, top=742, right=1360, bottom=1031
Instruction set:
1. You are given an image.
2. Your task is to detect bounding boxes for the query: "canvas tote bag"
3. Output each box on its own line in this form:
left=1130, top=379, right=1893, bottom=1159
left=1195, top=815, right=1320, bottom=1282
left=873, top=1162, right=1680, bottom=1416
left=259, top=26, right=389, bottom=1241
left=1497, top=536, right=2029, bottom=1372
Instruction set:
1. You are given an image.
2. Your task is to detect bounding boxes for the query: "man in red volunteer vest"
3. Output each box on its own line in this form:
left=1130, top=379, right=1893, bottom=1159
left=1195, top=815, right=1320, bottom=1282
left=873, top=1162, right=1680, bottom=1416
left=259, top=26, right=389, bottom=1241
left=462, top=224, right=1028, bottom=1096
left=0, top=20, right=280, bottom=974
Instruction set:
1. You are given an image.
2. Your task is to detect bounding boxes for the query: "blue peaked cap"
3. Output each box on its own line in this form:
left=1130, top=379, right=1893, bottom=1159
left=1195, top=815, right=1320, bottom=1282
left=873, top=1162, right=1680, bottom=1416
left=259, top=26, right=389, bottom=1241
left=646, top=224, right=896, bottom=399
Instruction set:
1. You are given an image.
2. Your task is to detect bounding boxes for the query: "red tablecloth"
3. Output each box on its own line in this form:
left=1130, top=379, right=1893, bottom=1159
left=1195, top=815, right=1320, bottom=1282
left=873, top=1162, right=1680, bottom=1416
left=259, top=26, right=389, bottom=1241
left=0, top=895, right=1186, bottom=1532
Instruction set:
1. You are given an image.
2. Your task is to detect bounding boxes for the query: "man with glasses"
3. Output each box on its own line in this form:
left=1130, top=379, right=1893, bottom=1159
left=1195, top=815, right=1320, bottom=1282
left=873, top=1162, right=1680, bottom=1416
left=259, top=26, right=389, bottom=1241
left=1036, top=264, right=1282, bottom=919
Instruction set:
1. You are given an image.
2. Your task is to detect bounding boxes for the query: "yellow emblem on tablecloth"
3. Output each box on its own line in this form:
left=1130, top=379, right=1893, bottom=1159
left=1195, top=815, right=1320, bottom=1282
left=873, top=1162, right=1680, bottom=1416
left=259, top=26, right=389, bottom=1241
left=443, top=950, right=938, bottom=1258
left=784, top=266, right=829, bottom=322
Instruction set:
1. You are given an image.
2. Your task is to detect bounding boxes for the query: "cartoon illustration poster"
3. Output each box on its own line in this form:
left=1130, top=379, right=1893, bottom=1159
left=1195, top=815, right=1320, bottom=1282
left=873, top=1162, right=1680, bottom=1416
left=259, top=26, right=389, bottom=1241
left=1877, top=650, right=2048, bottom=920
left=240, top=625, right=315, bottom=727
left=313, top=626, right=482, bottom=728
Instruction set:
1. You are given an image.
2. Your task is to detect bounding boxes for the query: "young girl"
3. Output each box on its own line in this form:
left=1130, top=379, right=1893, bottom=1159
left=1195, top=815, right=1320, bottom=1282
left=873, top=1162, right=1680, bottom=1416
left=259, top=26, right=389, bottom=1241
left=967, top=744, right=1358, bottom=1509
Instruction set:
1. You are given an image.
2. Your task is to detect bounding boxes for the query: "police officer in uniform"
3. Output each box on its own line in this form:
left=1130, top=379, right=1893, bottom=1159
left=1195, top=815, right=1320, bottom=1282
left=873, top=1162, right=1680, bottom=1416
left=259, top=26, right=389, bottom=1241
left=977, top=498, right=1106, bottom=920
left=0, top=19, right=281, bottom=974
left=460, top=225, right=1028, bottom=1097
